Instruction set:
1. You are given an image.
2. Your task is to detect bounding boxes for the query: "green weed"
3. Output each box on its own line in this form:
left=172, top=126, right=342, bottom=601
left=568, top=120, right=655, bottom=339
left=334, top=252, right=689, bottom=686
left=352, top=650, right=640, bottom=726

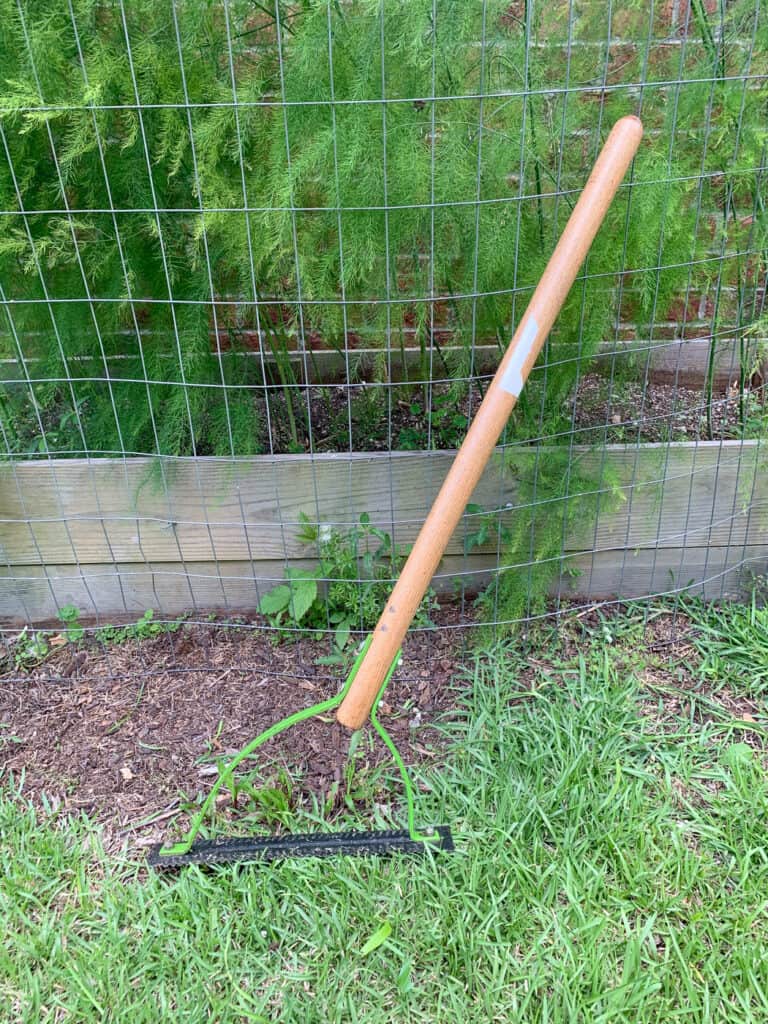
left=57, top=604, right=85, bottom=644
left=259, top=512, right=437, bottom=648
left=7, top=604, right=86, bottom=671
left=397, top=391, right=469, bottom=452
left=10, top=627, right=50, bottom=670
left=94, top=609, right=183, bottom=646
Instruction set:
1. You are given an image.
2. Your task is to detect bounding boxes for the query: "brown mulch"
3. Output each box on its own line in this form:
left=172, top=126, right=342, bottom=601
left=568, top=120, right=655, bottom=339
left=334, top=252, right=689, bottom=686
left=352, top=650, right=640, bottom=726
left=0, top=609, right=469, bottom=852
left=259, top=371, right=762, bottom=455
left=572, top=372, right=762, bottom=443
left=3, top=601, right=764, bottom=852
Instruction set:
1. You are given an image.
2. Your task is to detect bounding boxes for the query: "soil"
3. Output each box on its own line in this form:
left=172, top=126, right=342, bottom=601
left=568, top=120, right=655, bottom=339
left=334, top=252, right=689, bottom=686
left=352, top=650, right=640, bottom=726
left=260, top=372, right=764, bottom=454
left=3, top=603, right=763, bottom=855
left=0, top=608, right=467, bottom=853
left=572, top=372, right=764, bottom=445
left=12, top=360, right=763, bottom=459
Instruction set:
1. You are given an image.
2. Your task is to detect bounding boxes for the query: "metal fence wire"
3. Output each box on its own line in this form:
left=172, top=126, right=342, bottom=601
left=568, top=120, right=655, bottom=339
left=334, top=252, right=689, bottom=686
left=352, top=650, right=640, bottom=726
left=0, top=0, right=766, bottom=667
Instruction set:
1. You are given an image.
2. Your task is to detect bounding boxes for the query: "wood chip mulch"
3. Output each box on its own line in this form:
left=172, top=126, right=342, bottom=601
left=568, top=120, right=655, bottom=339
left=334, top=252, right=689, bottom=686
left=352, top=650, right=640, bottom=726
left=0, top=609, right=469, bottom=853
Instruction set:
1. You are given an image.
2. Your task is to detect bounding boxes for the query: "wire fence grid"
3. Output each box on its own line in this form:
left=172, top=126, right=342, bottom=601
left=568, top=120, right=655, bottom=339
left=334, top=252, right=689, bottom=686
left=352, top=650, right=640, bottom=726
left=0, top=0, right=767, bottom=679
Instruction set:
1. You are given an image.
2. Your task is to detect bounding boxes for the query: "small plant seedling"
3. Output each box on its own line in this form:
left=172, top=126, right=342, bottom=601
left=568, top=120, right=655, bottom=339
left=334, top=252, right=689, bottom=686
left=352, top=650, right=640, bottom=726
left=9, top=605, right=85, bottom=671
left=58, top=604, right=85, bottom=644
left=0, top=723, right=24, bottom=750
left=211, top=761, right=293, bottom=826
left=12, top=627, right=50, bottom=669
left=398, top=389, right=470, bottom=452
left=95, top=610, right=183, bottom=646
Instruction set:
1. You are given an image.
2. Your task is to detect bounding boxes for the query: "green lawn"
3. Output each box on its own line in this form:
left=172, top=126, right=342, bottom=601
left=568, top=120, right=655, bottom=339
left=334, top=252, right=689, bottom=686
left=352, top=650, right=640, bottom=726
left=2, top=601, right=767, bottom=1023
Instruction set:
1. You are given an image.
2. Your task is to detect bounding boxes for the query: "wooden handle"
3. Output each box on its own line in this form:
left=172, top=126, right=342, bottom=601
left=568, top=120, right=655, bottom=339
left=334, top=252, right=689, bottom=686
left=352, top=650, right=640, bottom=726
left=337, top=115, right=643, bottom=731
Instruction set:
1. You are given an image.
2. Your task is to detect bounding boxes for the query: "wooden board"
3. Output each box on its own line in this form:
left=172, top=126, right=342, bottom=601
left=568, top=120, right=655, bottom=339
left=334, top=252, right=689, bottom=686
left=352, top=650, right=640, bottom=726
left=276, top=336, right=761, bottom=390
left=594, top=336, right=764, bottom=391
left=2, top=335, right=761, bottom=390
left=1, top=440, right=765, bottom=622
left=3, top=546, right=762, bottom=623
left=1, top=443, right=765, bottom=564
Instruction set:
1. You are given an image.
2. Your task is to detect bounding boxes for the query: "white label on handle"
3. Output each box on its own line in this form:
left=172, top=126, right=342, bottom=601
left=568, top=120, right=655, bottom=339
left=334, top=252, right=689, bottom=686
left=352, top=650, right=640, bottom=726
left=499, top=316, right=539, bottom=397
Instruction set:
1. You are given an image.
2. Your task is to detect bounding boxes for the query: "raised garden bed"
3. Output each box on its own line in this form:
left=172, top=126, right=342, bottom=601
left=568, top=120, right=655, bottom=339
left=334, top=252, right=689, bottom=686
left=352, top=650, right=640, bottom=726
left=1, top=440, right=765, bottom=623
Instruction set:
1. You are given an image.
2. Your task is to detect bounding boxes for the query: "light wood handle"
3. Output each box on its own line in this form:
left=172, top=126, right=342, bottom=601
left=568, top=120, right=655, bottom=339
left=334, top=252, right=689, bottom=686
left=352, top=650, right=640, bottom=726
left=337, top=115, right=643, bottom=731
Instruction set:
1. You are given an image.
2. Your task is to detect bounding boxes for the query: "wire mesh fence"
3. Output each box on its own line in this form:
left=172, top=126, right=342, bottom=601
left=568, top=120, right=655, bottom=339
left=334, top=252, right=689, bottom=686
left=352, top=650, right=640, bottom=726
left=1, top=0, right=767, bottom=674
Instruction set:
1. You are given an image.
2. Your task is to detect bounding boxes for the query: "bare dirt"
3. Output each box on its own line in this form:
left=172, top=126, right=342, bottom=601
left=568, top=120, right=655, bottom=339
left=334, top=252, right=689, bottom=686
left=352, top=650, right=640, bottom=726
left=261, top=372, right=764, bottom=454
left=572, top=372, right=764, bottom=444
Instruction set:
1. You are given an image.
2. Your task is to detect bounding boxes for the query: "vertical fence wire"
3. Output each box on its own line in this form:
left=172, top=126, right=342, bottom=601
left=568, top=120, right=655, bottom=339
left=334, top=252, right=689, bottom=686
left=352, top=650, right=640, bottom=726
left=0, top=0, right=766, bottom=667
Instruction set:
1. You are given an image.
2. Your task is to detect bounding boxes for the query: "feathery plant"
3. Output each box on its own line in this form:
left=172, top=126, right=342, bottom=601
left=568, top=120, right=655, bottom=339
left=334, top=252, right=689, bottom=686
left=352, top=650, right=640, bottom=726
left=0, top=1, right=766, bottom=630
left=0, top=0, right=282, bottom=457
left=4, top=0, right=763, bottom=458
left=474, top=448, right=625, bottom=632
left=1, top=0, right=765, bottom=456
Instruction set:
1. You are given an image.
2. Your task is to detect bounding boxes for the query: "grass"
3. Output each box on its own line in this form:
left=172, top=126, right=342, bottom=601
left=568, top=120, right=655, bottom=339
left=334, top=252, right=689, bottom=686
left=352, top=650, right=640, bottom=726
left=2, top=601, right=768, bottom=1022
left=687, top=590, right=768, bottom=697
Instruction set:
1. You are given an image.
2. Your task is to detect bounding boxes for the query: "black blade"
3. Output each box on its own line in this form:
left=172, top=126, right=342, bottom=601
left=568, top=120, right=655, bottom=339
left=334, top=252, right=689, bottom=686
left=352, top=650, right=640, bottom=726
left=147, top=825, right=454, bottom=868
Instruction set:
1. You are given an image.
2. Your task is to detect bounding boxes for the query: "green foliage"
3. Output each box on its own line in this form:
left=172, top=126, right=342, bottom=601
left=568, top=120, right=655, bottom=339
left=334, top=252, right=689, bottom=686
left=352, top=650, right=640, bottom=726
left=5, top=606, right=184, bottom=672
left=205, top=762, right=294, bottom=830
left=721, top=741, right=754, bottom=772
left=475, top=450, right=625, bottom=634
left=359, top=921, right=393, bottom=957
left=94, top=608, right=182, bottom=645
left=397, top=388, right=469, bottom=451
left=10, top=625, right=50, bottom=669
left=257, top=568, right=319, bottom=628
left=58, top=603, right=85, bottom=643
left=463, top=501, right=512, bottom=555
left=0, top=0, right=274, bottom=457
left=2, top=0, right=766, bottom=637
left=259, top=511, right=436, bottom=645
left=2, top=0, right=765, bottom=459
left=4, top=608, right=768, bottom=1021
left=7, top=603, right=85, bottom=670
left=685, top=585, right=768, bottom=697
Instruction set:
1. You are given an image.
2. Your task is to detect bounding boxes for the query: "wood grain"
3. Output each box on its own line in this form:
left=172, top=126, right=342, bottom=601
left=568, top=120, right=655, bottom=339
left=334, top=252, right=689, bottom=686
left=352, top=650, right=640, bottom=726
left=2, top=443, right=765, bottom=567
left=3, top=544, right=762, bottom=624
left=334, top=113, right=626, bottom=726
left=3, top=335, right=759, bottom=392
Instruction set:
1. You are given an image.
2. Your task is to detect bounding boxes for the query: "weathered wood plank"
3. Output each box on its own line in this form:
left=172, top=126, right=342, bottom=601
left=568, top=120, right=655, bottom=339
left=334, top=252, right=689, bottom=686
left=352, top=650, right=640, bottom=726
left=1, top=443, right=765, bottom=565
left=2, top=335, right=761, bottom=390
left=2, top=441, right=764, bottom=622
left=238, top=335, right=761, bottom=390
left=595, top=336, right=763, bottom=390
left=2, top=545, right=761, bottom=623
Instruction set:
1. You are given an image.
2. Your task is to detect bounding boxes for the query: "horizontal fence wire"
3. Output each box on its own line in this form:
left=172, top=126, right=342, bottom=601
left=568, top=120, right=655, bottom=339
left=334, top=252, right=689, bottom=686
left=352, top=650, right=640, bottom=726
left=0, top=0, right=767, bottom=684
